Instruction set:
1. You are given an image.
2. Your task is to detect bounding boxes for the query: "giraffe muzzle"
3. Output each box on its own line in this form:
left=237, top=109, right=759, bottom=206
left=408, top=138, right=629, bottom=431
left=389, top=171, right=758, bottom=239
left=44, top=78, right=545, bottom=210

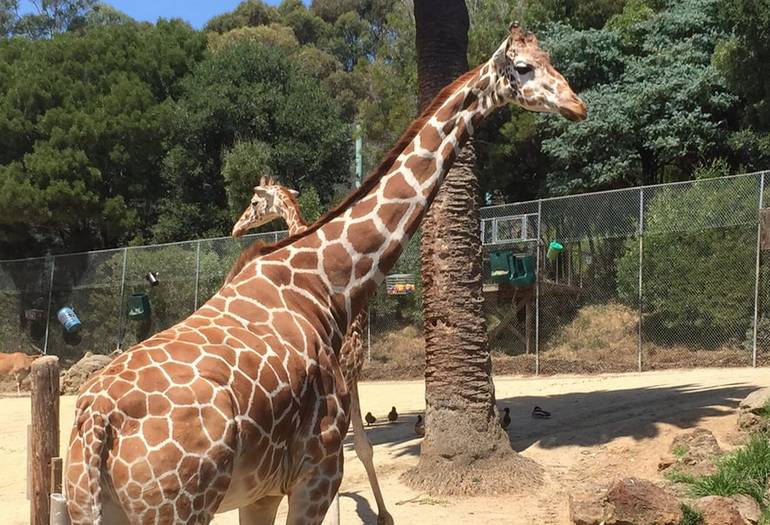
left=560, top=98, right=588, bottom=122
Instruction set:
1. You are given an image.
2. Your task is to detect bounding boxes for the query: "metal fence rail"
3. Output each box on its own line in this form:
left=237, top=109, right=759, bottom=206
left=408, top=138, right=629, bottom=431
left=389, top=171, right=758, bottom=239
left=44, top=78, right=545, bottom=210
left=2, top=171, right=770, bottom=374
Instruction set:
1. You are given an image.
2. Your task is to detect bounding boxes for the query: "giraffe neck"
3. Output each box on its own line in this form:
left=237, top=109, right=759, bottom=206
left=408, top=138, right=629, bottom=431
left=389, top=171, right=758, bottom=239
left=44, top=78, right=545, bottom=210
left=276, top=190, right=307, bottom=236
left=247, top=63, right=497, bottom=337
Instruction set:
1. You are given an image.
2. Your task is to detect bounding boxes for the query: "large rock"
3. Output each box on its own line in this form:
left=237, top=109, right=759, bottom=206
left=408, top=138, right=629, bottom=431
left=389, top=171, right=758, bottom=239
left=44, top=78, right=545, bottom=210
left=730, top=494, right=761, bottom=525
left=694, top=496, right=745, bottom=525
left=660, top=429, right=721, bottom=477
left=606, top=478, right=683, bottom=525
left=569, top=478, right=682, bottom=525
left=60, top=352, right=114, bottom=394
left=738, top=388, right=770, bottom=432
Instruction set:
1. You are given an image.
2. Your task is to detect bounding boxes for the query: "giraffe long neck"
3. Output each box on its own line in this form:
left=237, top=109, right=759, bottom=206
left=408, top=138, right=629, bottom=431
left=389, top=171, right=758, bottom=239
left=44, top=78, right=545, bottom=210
left=277, top=191, right=308, bottom=236
left=254, top=63, right=497, bottom=338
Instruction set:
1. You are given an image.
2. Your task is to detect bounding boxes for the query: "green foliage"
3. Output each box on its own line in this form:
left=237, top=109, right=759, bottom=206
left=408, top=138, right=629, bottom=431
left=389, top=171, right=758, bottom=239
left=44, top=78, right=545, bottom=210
left=207, top=24, right=300, bottom=54
left=678, top=504, right=703, bottom=525
left=617, top=175, right=757, bottom=345
left=204, top=0, right=277, bottom=34
left=221, top=140, right=273, bottom=219
left=297, top=185, right=324, bottom=224
left=156, top=40, right=351, bottom=242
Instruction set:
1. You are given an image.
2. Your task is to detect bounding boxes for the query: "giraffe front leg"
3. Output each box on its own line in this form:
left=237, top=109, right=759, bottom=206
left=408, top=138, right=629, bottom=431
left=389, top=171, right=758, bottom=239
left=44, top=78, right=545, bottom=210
left=286, top=457, right=343, bottom=525
left=349, top=381, right=393, bottom=525
left=238, top=495, right=283, bottom=525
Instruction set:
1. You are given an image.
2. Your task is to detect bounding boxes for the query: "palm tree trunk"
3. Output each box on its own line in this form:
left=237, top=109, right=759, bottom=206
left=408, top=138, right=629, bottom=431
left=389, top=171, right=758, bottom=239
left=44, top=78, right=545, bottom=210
left=404, top=0, right=537, bottom=494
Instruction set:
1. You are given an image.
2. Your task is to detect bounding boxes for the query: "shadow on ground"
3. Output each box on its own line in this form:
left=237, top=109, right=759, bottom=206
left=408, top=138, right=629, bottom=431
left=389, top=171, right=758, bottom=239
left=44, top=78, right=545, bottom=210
left=349, top=382, right=756, bottom=458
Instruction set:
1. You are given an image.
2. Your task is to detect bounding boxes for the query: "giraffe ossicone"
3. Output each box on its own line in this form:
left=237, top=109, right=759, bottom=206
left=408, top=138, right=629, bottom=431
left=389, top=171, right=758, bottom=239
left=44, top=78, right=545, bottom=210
left=65, top=24, right=585, bottom=525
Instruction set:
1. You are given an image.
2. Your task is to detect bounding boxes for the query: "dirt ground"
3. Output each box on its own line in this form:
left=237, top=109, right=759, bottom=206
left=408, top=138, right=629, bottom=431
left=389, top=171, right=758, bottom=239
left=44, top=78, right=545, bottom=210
left=1, top=368, right=766, bottom=525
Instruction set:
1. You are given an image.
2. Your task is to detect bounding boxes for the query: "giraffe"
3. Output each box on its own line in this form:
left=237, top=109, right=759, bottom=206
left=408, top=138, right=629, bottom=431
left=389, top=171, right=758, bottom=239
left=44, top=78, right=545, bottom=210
left=64, top=23, right=585, bottom=525
left=229, top=176, right=393, bottom=525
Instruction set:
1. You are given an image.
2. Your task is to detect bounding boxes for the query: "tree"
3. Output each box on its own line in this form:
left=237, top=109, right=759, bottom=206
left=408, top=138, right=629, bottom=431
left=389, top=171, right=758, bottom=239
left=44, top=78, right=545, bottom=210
left=404, top=0, right=521, bottom=494
left=13, top=0, right=97, bottom=38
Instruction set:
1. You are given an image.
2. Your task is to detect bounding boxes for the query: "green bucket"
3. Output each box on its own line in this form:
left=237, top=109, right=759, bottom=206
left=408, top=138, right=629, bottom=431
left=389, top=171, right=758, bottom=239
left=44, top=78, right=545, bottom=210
left=546, top=241, right=563, bottom=261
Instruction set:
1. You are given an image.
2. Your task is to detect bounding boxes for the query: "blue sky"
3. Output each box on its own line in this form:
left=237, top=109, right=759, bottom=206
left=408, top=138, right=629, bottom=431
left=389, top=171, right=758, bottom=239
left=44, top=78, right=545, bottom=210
left=19, top=0, right=285, bottom=29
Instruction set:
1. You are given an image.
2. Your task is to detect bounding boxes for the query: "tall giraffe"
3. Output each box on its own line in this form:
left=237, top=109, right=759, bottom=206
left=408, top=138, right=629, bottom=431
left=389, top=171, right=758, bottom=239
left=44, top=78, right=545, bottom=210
left=65, top=24, right=585, bottom=525
left=228, top=176, right=393, bottom=525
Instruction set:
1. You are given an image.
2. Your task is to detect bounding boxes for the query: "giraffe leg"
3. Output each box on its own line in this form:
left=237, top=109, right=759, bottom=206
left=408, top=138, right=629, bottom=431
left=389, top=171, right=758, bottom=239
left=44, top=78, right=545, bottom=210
left=238, top=495, right=283, bottom=525
left=285, top=462, right=343, bottom=525
left=350, top=381, right=393, bottom=525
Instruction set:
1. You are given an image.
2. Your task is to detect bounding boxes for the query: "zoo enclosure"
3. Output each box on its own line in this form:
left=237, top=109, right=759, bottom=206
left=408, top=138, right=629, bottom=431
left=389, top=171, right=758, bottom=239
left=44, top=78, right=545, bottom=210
left=2, top=171, right=770, bottom=374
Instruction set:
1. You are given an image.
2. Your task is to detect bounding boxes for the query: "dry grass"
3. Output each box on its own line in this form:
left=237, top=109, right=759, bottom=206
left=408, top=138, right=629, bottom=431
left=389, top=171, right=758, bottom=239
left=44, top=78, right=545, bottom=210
left=361, top=325, right=425, bottom=380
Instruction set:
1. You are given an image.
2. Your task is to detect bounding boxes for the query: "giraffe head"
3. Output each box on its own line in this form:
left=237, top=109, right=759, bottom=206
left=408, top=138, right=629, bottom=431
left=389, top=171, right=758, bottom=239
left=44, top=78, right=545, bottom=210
left=231, top=176, right=299, bottom=238
left=489, top=22, right=587, bottom=121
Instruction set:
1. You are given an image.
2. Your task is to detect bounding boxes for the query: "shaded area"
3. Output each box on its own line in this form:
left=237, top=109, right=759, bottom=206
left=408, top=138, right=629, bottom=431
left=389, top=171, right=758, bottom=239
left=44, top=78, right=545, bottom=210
left=340, top=491, right=379, bottom=525
left=347, top=383, right=756, bottom=458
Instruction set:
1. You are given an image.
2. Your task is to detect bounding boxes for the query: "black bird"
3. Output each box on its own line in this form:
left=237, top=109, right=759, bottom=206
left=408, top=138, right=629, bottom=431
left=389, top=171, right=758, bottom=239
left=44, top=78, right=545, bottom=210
left=414, top=415, right=425, bottom=436
left=532, top=406, right=551, bottom=419
left=365, top=411, right=376, bottom=426
left=500, top=407, right=511, bottom=430
left=388, top=406, right=399, bottom=423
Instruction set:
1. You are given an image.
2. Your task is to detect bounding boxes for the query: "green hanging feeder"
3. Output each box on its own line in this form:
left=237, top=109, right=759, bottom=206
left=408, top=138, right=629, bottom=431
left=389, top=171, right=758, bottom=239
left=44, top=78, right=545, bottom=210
left=127, top=293, right=151, bottom=321
left=546, top=241, right=564, bottom=261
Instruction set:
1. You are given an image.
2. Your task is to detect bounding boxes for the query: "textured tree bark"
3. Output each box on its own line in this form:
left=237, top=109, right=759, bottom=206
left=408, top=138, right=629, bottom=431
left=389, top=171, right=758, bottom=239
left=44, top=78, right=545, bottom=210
left=404, top=0, right=527, bottom=493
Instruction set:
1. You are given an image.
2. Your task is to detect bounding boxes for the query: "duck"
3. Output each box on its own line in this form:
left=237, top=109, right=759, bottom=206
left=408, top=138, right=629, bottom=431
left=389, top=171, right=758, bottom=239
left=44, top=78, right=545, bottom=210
left=388, top=406, right=398, bottom=423
left=532, top=406, right=551, bottom=419
left=365, top=411, right=376, bottom=426
left=414, top=414, right=425, bottom=437
left=500, top=407, right=511, bottom=430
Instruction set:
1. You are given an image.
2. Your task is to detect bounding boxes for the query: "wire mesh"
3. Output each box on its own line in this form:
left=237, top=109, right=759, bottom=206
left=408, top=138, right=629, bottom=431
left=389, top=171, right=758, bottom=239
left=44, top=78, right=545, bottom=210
left=0, top=256, right=53, bottom=354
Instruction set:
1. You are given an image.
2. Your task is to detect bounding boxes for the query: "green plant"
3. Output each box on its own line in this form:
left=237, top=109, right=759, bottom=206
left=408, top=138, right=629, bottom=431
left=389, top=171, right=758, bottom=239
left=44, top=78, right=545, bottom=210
left=665, top=469, right=695, bottom=484
left=679, top=504, right=702, bottom=525
left=673, top=444, right=689, bottom=458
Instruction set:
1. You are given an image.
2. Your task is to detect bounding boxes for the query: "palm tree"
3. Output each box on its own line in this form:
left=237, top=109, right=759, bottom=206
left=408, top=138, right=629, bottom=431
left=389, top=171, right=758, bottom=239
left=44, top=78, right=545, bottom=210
left=406, top=0, right=519, bottom=492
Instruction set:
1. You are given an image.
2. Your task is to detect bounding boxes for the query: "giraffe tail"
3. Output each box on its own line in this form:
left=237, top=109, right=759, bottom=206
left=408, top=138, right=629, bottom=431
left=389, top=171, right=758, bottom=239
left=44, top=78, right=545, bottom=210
left=80, top=411, right=108, bottom=524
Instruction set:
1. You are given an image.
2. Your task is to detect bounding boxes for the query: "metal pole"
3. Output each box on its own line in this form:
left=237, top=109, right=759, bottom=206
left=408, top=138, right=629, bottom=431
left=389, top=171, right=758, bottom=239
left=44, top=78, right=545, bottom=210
left=194, top=240, right=201, bottom=310
left=355, top=122, right=363, bottom=188
left=367, top=305, right=371, bottom=362
left=42, top=257, right=55, bottom=355
left=638, top=189, right=644, bottom=372
left=752, top=172, right=765, bottom=367
left=535, top=199, right=542, bottom=375
left=115, top=248, right=128, bottom=351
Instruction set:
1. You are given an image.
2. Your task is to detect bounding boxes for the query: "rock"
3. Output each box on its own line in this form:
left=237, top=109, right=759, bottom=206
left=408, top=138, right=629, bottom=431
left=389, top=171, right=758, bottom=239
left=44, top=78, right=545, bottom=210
left=731, top=494, right=761, bottom=525
left=738, top=411, right=769, bottom=433
left=739, top=388, right=770, bottom=414
left=694, top=496, right=744, bottom=525
left=569, top=487, right=608, bottom=525
left=661, top=429, right=721, bottom=478
left=605, top=478, right=682, bottom=525
left=60, top=352, right=114, bottom=394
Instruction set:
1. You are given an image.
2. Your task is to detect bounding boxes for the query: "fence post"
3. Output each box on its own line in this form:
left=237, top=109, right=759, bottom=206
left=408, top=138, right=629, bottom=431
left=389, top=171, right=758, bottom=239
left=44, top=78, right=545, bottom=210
left=752, top=172, right=765, bottom=368
left=42, top=257, right=56, bottom=354
left=115, top=248, right=128, bottom=351
left=535, top=199, right=542, bottom=375
left=29, top=356, right=60, bottom=525
left=194, top=240, right=202, bottom=310
left=367, top=306, right=371, bottom=362
left=638, top=188, right=644, bottom=372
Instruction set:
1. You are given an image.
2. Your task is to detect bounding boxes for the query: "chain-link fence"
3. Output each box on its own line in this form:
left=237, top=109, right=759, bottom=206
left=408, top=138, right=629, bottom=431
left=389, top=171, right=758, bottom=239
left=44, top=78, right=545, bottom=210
left=2, top=172, right=770, bottom=374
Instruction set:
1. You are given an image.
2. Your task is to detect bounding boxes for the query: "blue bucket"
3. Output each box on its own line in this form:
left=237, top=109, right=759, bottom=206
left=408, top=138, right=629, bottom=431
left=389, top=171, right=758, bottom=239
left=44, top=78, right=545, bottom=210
left=57, top=306, right=81, bottom=333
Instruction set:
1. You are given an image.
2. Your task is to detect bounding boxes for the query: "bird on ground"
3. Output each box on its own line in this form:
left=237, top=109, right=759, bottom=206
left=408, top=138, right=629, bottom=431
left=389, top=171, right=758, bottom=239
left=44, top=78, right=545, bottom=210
left=414, top=414, right=425, bottom=437
left=500, top=407, right=511, bottom=430
left=365, top=411, right=376, bottom=426
left=388, top=406, right=398, bottom=423
left=532, top=406, right=551, bottom=419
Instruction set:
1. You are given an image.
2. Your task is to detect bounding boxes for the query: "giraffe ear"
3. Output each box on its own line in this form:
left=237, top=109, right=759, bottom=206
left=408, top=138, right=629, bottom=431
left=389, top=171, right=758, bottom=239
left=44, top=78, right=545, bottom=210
left=492, top=37, right=510, bottom=67
left=287, top=189, right=300, bottom=197
left=253, top=186, right=267, bottom=197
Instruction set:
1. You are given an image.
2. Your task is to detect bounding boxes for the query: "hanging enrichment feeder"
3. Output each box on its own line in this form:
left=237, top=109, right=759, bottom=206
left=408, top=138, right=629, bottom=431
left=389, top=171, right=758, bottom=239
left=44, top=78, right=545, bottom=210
left=145, top=271, right=160, bottom=286
left=546, top=241, right=564, bottom=261
left=57, top=306, right=82, bottom=333
left=127, top=293, right=151, bottom=321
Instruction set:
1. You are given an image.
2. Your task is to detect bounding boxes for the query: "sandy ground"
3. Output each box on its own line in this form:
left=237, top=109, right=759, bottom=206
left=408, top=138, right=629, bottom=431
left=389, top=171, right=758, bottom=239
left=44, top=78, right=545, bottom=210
left=1, top=368, right=767, bottom=524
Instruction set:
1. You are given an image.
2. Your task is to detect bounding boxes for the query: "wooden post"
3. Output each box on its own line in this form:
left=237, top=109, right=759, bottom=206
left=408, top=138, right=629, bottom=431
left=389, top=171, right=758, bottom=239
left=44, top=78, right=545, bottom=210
left=30, top=356, right=60, bottom=525
left=50, top=457, right=63, bottom=494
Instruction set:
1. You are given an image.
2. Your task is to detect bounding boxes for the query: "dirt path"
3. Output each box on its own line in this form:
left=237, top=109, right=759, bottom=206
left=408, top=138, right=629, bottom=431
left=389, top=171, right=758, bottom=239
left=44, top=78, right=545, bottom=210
left=1, top=368, right=765, bottom=524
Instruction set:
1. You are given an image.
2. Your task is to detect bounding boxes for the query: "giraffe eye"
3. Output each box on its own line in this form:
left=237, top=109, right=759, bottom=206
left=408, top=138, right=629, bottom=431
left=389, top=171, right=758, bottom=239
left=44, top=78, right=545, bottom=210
left=514, top=64, right=533, bottom=75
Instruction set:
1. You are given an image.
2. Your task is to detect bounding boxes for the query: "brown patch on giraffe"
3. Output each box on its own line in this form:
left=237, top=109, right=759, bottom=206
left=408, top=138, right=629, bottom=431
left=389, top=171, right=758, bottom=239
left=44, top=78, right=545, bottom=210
left=119, top=435, right=147, bottom=463
left=259, top=360, right=280, bottom=393
left=142, top=417, right=170, bottom=447
left=439, top=140, right=458, bottom=172
left=418, top=123, right=442, bottom=151
left=354, top=256, right=373, bottom=279
left=118, top=390, right=148, bottom=419
left=201, top=327, right=226, bottom=345
left=382, top=173, right=418, bottom=200
left=166, top=385, right=195, bottom=405
left=197, top=356, right=231, bottom=384
left=261, top=263, right=292, bottom=286
left=320, top=454, right=340, bottom=477
left=436, top=91, right=466, bottom=122
left=144, top=507, right=158, bottom=522
left=377, top=239, right=406, bottom=275
left=189, top=378, right=215, bottom=403
left=323, top=220, right=345, bottom=241
left=125, top=480, right=143, bottom=500
left=177, top=330, right=207, bottom=346
left=347, top=220, right=385, bottom=254
left=149, top=442, right=184, bottom=475
left=158, top=503, right=175, bottom=523
left=227, top=298, right=260, bottom=322
left=310, top=478, right=331, bottom=500
left=235, top=349, right=260, bottom=376
left=163, top=362, right=195, bottom=383
left=404, top=154, right=439, bottom=179
left=147, top=393, right=172, bottom=416
left=231, top=369, right=255, bottom=412
left=196, top=306, right=221, bottom=318
left=129, top=459, right=153, bottom=484
left=377, top=201, right=412, bottom=229
left=136, top=365, right=170, bottom=392
left=106, top=378, right=132, bottom=400
left=158, top=472, right=181, bottom=498
left=185, top=316, right=209, bottom=330
left=110, top=458, right=129, bottom=486
left=350, top=195, right=378, bottom=219
left=289, top=251, right=319, bottom=271
left=322, top=242, right=353, bottom=289
left=203, top=344, right=236, bottom=364
left=272, top=310, right=305, bottom=350
left=237, top=279, right=283, bottom=310
left=146, top=347, right=170, bottom=364
left=176, top=494, right=193, bottom=521
left=128, top=350, right=151, bottom=368
left=172, top=410, right=210, bottom=454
